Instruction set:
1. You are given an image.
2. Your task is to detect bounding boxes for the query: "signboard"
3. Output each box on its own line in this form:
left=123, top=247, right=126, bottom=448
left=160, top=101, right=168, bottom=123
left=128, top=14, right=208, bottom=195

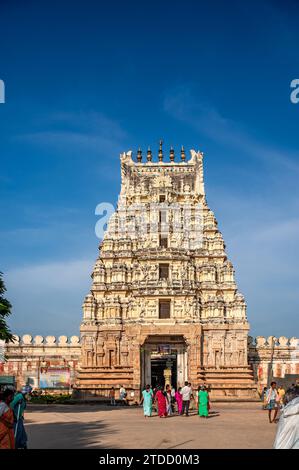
left=39, top=368, right=71, bottom=389
left=23, top=374, right=38, bottom=389
left=0, top=375, right=15, bottom=386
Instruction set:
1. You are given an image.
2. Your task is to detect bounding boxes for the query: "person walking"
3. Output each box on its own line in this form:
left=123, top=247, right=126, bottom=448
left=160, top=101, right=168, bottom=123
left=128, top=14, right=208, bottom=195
left=140, top=384, right=153, bottom=418
left=165, top=384, right=172, bottom=416
left=198, top=385, right=209, bottom=418
left=155, top=386, right=167, bottom=418
left=0, top=389, right=15, bottom=449
left=119, top=385, right=127, bottom=406
left=175, top=387, right=183, bottom=415
left=10, top=390, right=28, bottom=449
left=181, top=381, right=192, bottom=417
left=266, top=381, right=279, bottom=423
left=109, top=387, right=116, bottom=406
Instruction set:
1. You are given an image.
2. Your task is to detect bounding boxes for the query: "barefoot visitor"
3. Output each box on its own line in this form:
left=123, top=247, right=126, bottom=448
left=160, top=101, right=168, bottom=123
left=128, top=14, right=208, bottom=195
left=11, top=390, right=28, bottom=449
left=140, top=384, right=153, bottom=418
left=198, top=385, right=209, bottom=418
left=155, top=386, right=167, bottom=418
left=265, top=382, right=279, bottom=424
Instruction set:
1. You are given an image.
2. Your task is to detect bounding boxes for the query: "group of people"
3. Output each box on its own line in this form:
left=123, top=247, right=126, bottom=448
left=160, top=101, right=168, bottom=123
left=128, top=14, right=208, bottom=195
left=2, top=380, right=298, bottom=450
left=260, top=381, right=299, bottom=449
left=262, top=382, right=287, bottom=424
left=0, top=388, right=28, bottom=449
left=109, top=385, right=128, bottom=406
left=140, top=381, right=210, bottom=419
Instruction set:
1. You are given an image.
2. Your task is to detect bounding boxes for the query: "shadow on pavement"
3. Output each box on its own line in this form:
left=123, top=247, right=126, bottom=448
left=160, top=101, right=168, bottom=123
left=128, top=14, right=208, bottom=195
left=26, top=419, right=115, bottom=449
left=27, top=403, right=135, bottom=414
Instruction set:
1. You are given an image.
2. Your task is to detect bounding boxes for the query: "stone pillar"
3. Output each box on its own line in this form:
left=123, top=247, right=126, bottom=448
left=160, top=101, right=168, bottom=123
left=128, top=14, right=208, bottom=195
left=144, top=349, right=151, bottom=387
left=177, top=348, right=185, bottom=387
left=131, top=341, right=142, bottom=401
left=164, top=368, right=172, bottom=387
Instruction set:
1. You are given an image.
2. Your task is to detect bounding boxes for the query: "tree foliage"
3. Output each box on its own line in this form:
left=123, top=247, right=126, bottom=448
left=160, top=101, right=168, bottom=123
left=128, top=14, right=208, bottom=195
left=0, top=272, right=14, bottom=342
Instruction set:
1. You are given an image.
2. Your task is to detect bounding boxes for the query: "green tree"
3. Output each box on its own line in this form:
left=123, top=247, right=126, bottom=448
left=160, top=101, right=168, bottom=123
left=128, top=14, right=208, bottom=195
left=0, top=272, right=14, bottom=342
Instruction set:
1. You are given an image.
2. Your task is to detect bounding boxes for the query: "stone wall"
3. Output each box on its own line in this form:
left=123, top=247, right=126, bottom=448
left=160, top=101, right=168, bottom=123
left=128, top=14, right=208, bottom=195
left=1, top=334, right=298, bottom=397
left=248, top=336, right=299, bottom=395
left=0, top=335, right=81, bottom=392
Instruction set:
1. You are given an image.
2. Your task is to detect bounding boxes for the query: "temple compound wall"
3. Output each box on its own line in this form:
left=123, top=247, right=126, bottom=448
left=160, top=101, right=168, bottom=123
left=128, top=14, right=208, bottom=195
left=248, top=336, right=299, bottom=395
left=0, top=335, right=80, bottom=392
left=1, top=335, right=298, bottom=399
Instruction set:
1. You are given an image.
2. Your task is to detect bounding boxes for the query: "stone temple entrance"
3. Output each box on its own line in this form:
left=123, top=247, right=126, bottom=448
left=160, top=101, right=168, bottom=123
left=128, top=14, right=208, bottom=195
left=141, top=335, right=187, bottom=390
left=151, top=353, right=177, bottom=389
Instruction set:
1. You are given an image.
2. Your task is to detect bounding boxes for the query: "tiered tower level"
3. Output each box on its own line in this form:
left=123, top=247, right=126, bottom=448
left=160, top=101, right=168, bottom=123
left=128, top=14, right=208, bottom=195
left=76, top=143, right=257, bottom=400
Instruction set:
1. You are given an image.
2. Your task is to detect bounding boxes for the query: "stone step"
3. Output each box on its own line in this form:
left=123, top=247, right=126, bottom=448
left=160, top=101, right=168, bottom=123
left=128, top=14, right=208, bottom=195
left=201, top=367, right=254, bottom=372
left=204, top=375, right=254, bottom=383
left=207, top=383, right=258, bottom=388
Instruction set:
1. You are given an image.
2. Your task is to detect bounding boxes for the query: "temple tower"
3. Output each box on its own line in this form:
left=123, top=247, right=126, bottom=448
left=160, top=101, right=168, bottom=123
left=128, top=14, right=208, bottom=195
left=75, top=143, right=257, bottom=401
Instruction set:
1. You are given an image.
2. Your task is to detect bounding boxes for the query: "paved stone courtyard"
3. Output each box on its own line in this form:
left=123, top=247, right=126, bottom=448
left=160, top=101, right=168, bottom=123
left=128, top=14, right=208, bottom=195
left=25, top=402, right=277, bottom=449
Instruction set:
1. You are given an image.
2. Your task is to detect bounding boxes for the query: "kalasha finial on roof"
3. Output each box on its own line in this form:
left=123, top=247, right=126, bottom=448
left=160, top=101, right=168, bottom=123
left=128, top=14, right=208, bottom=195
left=181, top=145, right=186, bottom=161
left=170, top=146, right=175, bottom=162
left=158, top=139, right=163, bottom=162
left=137, top=147, right=142, bottom=163
left=147, top=146, right=152, bottom=162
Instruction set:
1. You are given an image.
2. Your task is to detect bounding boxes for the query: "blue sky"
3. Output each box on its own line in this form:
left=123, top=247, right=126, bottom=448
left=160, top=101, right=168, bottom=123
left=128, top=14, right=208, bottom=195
left=0, top=0, right=298, bottom=338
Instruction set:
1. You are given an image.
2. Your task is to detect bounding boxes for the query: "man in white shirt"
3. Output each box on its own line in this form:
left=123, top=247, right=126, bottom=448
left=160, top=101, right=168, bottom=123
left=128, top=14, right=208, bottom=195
left=266, top=381, right=279, bottom=423
left=181, top=381, right=192, bottom=416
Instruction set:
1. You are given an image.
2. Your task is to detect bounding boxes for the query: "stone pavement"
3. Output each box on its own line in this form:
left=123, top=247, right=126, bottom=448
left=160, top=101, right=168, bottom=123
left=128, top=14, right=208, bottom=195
left=25, top=402, right=277, bottom=449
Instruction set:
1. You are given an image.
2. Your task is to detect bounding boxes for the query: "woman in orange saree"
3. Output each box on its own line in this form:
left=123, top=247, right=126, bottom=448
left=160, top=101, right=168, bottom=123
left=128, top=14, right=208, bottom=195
left=0, top=389, right=15, bottom=449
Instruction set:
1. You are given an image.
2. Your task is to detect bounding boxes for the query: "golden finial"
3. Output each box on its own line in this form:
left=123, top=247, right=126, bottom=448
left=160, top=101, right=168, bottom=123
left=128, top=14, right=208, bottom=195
left=137, top=147, right=142, bottom=163
left=181, top=145, right=186, bottom=161
left=158, top=139, right=163, bottom=162
left=170, top=146, right=175, bottom=162
left=147, top=146, right=152, bottom=162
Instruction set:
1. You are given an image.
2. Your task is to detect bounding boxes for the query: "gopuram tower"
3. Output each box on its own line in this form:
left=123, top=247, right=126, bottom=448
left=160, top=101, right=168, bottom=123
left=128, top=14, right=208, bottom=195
left=75, top=142, right=257, bottom=401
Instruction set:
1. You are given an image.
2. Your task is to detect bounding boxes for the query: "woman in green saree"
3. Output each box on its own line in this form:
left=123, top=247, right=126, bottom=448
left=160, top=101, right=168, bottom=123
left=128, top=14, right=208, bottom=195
left=140, top=384, right=153, bottom=418
left=198, top=385, right=209, bottom=418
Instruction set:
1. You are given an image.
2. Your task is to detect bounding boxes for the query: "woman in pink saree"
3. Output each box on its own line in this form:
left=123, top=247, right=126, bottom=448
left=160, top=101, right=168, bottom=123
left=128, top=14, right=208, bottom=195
left=175, top=387, right=183, bottom=415
left=155, top=386, right=167, bottom=418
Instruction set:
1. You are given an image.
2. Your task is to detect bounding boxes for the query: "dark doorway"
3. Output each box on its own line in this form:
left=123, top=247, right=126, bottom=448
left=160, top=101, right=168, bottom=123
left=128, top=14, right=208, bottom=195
left=151, top=353, right=177, bottom=389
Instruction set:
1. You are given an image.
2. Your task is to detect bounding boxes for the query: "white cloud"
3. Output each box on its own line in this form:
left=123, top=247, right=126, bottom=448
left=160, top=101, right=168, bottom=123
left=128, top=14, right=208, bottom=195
left=5, top=259, right=94, bottom=337
left=14, top=110, right=128, bottom=159
left=252, top=218, right=299, bottom=242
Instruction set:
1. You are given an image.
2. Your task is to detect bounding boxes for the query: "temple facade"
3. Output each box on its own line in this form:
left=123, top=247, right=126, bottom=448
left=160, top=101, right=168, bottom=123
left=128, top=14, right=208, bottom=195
left=75, top=142, right=258, bottom=401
